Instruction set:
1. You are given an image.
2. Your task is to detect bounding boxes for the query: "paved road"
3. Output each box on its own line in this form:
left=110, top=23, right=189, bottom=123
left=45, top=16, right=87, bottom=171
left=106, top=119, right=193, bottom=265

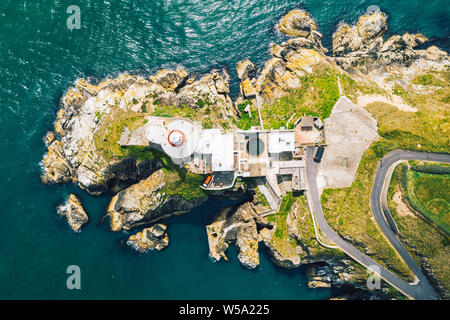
left=305, top=147, right=449, bottom=300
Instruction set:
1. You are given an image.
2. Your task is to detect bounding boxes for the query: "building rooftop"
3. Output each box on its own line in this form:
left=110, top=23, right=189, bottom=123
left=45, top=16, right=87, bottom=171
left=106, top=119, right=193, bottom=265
left=268, top=131, right=295, bottom=153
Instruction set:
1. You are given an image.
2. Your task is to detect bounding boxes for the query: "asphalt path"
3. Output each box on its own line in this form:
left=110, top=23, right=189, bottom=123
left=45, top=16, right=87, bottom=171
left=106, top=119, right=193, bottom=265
left=305, top=147, right=449, bottom=300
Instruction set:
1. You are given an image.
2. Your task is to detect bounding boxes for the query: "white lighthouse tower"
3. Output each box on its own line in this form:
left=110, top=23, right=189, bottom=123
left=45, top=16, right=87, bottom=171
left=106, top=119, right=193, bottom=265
left=145, top=118, right=200, bottom=165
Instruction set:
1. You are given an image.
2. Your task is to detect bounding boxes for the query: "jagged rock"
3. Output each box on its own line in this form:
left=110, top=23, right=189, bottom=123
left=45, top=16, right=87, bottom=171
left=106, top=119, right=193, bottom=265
left=149, top=68, right=189, bottom=91
left=401, top=33, right=428, bottom=48
left=277, top=10, right=317, bottom=37
left=42, top=140, right=72, bottom=184
left=127, top=223, right=169, bottom=252
left=240, top=78, right=257, bottom=99
left=357, top=11, right=388, bottom=40
left=57, top=194, right=89, bottom=232
left=333, top=23, right=363, bottom=54
left=306, top=261, right=362, bottom=289
left=236, top=59, right=255, bottom=81
left=44, top=131, right=55, bottom=145
left=331, top=10, right=448, bottom=72
left=206, top=202, right=260, bottom=269
left=423, top=46, right=448, bottom=62
left=259, top=227, right=302, bottom=269
left=381, top=33, right=428, bottom=52
left=108, top=169, right=206, bottom=231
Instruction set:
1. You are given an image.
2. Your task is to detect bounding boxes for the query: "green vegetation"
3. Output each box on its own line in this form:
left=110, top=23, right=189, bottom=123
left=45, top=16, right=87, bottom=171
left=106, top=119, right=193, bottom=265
left=403, top=167, right=449, bottom=234
left=265, top=194, right=345, bottom=260
left=410, top=164, right=450, bottom=175
left=388, top=164, right=450, bottom=294
left=150, top=94, right=233, bottom=130
left=261, top=65, right=340, bottom=129
left=412, top=73, right=445, bottom=87
left=321, top=69, right=450, bottom=282
left=279, top=192, right=294, bottom=213
left=235, top=100, right=260, bottom=130
left=339, top=72, right=387, bottom=101
left=93, top=110, right=148, bottom=161
left=93, top=109, right=206, bottom=201
left=261, top=64, right=386, bottom=130
left=123, top=145, right=206, bottom=201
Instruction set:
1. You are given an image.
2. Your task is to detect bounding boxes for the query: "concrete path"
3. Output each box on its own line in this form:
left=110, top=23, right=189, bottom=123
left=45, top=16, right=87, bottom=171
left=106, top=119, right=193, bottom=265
left=305, top=146, right=447, bottom=300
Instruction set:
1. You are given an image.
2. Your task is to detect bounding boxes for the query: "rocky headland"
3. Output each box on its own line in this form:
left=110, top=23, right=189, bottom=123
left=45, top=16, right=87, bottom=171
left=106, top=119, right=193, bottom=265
left=41, top=7, right=449, bottom=300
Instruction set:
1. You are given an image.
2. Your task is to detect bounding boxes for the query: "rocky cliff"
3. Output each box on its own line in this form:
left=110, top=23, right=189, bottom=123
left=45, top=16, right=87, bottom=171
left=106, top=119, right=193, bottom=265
left=108, top=169, right=206, bottom=231
left=206, top=202, right=260, bottom=269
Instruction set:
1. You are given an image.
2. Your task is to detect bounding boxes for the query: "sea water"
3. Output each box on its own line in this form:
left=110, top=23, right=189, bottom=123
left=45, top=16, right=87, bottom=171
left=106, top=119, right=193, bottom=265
left=0, top=0, right=448, bottom=299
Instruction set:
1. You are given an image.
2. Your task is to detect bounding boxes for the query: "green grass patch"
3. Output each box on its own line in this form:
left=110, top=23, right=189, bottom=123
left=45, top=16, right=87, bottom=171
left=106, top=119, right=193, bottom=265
left=279, top=192, right=294, bottom=213
left=406, top=170, right=450, bottom=234
left=388, top=164, right=450, bottom=294
left=261, top=65, right=340, bottom=129
left=236, top=100, right=260, bottom=130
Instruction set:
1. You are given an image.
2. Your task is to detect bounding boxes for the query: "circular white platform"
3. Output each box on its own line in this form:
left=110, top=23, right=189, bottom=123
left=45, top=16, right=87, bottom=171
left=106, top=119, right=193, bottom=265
left=157, top=119, right=200, bottom=160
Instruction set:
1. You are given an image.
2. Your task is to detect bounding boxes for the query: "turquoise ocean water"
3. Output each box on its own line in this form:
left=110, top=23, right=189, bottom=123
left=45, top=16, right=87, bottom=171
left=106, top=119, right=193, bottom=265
left=0, top=0, right=448, bottom=299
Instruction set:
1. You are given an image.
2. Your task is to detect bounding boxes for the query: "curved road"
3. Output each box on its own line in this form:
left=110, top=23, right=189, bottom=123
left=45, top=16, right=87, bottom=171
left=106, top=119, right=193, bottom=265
left=305, top=147, right=449, bottom=300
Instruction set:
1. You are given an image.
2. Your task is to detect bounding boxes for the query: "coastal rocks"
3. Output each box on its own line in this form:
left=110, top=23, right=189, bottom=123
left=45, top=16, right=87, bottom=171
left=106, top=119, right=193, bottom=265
left=206, top=202, right=260, bottom=269
left=41, top=140, right=72, bottom=184
left=235, top=10, right=333, bottom=106
left=127, top=223, right=169, bottom=253
left=356, top=11, right=388, bottom=41
left=380, top=34, right=428, bottom=52
left=57, top=194, right=89, bottom=232
left=108, top=169, right=165, bottom=231
left=332, top=11, right=388, bottom=70
left=259, top=227, right=302, bottom=269
left=306, top=260, right=357, bottom=289
left=108, top=169, right=206, bottom=231
left=236, top=59, right=255, bottom=81
left=149, top=68, right=188, bottom=91
left=277, top=10, right=317, bottom=37
left=332, top=10, right=449, bottom=73
left=277, top=10, right=327, bottom=54
left=332, top=24, right=363, bottom=54
left=240, top=45, right=331, bottom=105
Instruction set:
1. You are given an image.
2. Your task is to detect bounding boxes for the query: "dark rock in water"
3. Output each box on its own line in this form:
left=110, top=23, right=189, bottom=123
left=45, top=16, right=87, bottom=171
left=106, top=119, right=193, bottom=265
left=57, top=194, right=89, bottom=232
left=127, top=223, right=169, bottom=253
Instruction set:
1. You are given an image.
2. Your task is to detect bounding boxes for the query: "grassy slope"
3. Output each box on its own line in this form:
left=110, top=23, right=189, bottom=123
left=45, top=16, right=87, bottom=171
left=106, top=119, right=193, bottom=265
left=261, top=64, right=384, bottom=130
left=388, top=164, right=450, bottom=293
left=265, top=193, right=348, bottom=263
left=321, top=68, right=449, bottom=281
left=151, top=93, right=234, bottom=130
left=408, top=171, right=450, bottom=234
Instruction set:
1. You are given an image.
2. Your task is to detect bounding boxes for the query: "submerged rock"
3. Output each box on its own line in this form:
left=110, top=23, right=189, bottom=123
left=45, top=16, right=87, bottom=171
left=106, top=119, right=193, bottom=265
left=127, top=223, right=169, bottom=252
left=57, top=194, right=89, bottom=232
